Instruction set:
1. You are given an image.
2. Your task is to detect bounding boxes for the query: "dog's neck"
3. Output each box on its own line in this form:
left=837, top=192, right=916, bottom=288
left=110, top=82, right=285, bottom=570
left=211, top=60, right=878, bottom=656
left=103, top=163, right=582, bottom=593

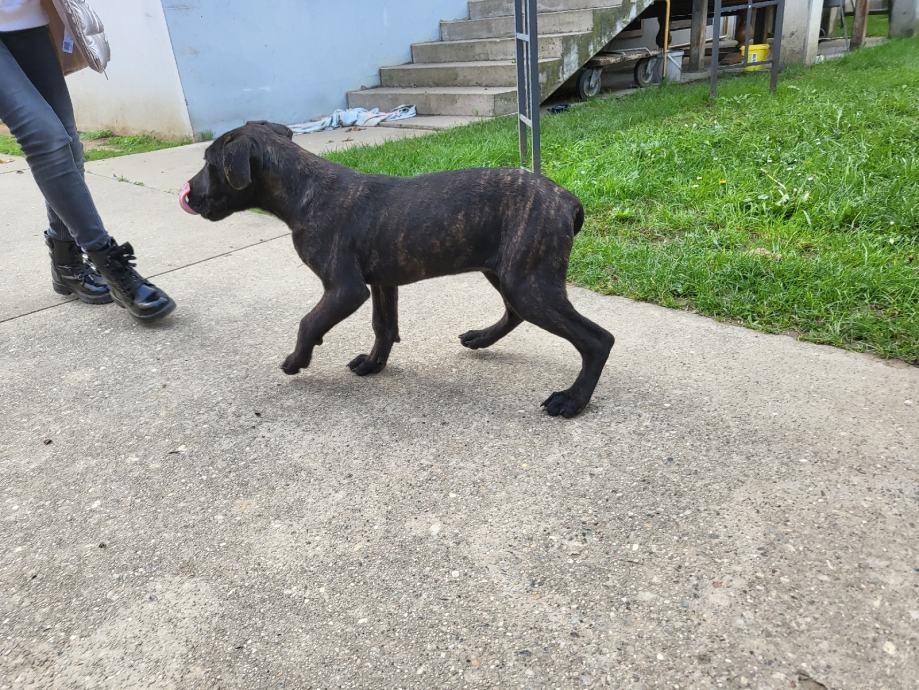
left=255, top=142, right=342, bottom=226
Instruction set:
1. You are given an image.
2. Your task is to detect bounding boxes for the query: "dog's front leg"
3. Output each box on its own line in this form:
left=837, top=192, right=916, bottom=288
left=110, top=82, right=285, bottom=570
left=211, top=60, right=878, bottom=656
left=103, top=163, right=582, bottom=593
left=348, top=285, right=400, bottom=376
left=280, top=283, right=370, bottom=375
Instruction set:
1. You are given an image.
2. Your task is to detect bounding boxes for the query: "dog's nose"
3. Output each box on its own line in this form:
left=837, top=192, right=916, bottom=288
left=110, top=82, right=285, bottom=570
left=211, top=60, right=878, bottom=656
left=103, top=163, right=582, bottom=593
left=179, top=181, right=198, bottom=215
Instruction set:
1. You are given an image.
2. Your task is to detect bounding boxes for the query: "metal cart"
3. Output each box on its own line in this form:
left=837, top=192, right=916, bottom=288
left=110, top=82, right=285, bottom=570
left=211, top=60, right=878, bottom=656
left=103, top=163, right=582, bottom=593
left=577, top=47, right=664, bottom=99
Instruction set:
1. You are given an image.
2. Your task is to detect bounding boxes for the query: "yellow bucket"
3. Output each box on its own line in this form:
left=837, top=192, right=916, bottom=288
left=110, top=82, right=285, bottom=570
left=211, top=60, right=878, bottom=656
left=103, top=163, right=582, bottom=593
left=740, top=43, right=770, bottom=72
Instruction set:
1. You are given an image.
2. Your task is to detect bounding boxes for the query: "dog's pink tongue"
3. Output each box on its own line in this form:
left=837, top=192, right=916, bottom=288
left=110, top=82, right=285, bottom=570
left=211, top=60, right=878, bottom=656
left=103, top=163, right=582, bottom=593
left=179, top=181, right=197, bottom=215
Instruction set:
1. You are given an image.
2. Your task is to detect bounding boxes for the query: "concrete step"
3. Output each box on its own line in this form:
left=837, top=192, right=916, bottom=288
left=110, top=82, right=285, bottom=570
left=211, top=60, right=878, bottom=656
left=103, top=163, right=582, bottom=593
left=469, top=0, right=622, bottom=20
left=349, top=0, right=656, bottom=118
left=347, top=86, right=518, bottom=117
left=412, top=32, right=578, bottom=63
left=441, top=8, right=595, bottom=40
left=380, top=58, right=561, bottom=88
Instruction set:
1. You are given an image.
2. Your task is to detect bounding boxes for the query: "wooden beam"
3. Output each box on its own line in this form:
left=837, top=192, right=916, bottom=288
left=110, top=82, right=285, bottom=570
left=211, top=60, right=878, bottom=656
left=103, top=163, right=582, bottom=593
left=852, top=0, right=870, bottom=47
left=688, top=0, right=709, bottom=72
left=753, top=5, right=776, bottom=43
left=753, top=7, right=768, bottom=43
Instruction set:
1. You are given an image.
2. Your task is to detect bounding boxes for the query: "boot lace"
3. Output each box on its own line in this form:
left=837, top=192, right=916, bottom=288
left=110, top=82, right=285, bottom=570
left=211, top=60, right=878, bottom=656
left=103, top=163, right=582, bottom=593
left=106, top=243, right=147, bottom=292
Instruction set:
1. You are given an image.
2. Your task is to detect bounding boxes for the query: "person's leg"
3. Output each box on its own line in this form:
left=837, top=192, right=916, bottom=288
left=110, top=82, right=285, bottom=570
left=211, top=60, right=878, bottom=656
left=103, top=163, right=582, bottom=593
left=0, top=28, right=111, bottom=303
left=0, top=27, right=108, bottom=250
left=5, top=27, right=88, bottom=244
left=0, top=28, right=176, bottom=320
left=4, top=28, right=86, bottom=243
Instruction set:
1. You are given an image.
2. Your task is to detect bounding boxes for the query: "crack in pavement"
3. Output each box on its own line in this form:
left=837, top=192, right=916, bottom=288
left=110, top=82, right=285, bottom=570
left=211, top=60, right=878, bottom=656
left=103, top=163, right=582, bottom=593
left=85, top=168, right=179, bottom=195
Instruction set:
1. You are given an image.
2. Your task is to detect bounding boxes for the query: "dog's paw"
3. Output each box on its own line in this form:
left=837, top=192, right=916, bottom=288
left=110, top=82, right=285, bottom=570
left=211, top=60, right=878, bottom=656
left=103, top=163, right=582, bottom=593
left=280, top=353, right=305, bottom=375
left=347, top=353, right=385, bottom=377
left=541, top=391, right=585, bottom=418
left=459, top=328, right=496, bottom=350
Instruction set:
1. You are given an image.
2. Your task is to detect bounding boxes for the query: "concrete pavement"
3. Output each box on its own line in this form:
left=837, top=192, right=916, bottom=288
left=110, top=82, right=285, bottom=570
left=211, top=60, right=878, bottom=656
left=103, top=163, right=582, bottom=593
left=1, top=129, right=917, bottom=689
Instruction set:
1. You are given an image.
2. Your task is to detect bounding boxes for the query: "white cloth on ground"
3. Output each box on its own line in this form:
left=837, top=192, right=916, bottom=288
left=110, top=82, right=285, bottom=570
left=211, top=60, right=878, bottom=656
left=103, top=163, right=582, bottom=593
left=289, top=104, right=416, bottom=134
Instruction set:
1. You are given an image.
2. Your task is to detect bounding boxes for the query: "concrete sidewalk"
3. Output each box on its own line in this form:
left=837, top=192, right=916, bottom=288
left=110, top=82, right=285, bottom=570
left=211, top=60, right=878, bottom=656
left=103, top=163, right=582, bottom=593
left=1, top=130, right=917, bottom=689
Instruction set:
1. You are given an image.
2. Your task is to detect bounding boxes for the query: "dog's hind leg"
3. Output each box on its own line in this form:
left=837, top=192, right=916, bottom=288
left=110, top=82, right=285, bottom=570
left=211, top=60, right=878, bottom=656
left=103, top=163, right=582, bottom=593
left=349, top=285, right=400, bottom=376
left=459, top=272, right=522, bottom=350
left=501, top=275, right=613, bottom=418
left=281, top=282, right=370, bottom=375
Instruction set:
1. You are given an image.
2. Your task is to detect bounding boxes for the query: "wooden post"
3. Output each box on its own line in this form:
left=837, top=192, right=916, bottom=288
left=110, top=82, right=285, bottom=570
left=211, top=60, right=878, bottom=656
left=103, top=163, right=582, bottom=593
left=754, top=7, right=768, bottom=43
left=852, top=0, right=870, bottom=47
left=689, top=0, right=709, bottom=72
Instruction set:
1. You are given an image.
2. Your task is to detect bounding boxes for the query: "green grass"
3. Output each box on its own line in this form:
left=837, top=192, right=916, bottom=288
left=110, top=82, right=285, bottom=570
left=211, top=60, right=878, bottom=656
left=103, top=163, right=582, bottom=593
left=0, top=135, right=22, bottom=157
left=0, top=130, right=190, bottom=161
left=835, top=14, right=890, bottom=38
left=826, top=11, right=889, bottom=38
left=327, top=38, right=919, bottom=362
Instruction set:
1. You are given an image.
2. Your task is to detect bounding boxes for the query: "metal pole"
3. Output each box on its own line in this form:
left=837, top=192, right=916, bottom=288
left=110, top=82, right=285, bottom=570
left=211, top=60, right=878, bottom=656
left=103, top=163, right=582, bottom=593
left=770, top=0, right=784, bottom=92
left=710, top=0, right=722, bottom=98
left=743, top=1, right=753, bottom=67
left=661, top=0, right=672, bottom=82
left=514, top=0, right=540, bottom=174
left=528, top=0, right=541, bottom=174
left=514, top=0, right=528, bottom=167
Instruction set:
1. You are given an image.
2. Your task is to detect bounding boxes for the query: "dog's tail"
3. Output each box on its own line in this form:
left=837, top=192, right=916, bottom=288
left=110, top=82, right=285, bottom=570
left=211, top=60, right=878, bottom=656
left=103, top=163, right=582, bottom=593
left=572, top=200, right=585, bottom=237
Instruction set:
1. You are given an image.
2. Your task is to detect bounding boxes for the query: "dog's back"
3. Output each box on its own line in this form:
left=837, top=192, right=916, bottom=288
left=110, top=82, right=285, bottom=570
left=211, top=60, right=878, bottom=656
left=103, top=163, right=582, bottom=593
left=321, top=166, right=583, bottom=284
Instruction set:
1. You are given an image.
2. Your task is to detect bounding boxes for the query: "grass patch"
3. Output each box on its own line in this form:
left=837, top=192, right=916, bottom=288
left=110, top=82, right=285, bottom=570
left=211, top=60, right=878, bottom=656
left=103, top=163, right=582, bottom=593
left=81, top=128, right=115, bottom=140
left=83, top=133, right=191, bottom=161
left=327, top=38, right=919, bottom=362
left=0, top=135, right=22, bottom=157
left=836, top=14, right=890, bottom=38
left=0, top=130, right=190, bottom=161
left=826, top=13, right=889, bottom=38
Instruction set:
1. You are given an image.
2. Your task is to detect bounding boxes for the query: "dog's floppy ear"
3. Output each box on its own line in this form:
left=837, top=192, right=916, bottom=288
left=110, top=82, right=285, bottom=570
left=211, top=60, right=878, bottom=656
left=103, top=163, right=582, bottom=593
left=222, top=136, right=252, bottom=190
left=246, top=120, right=293, bottom=140
left=273, top=123, right=294, bottom=139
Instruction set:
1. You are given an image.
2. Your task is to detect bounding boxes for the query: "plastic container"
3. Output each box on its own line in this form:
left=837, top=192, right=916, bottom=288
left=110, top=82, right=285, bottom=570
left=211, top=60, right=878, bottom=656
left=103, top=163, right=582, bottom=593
left=665, top=49, right=684, bottom=81
left=740, top=43, right=770, bottom=72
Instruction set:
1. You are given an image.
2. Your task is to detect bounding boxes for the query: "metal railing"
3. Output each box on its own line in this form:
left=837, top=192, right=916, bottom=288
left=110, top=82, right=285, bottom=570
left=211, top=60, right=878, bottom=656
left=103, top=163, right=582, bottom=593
left=515, top=0, right=541, bottom=174
left=709, top=0, right=786, bottom=98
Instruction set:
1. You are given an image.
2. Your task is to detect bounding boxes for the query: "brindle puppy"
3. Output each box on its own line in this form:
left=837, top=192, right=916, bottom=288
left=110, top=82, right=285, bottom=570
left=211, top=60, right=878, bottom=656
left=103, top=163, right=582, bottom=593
left=181, top=121, right=613, bottom=417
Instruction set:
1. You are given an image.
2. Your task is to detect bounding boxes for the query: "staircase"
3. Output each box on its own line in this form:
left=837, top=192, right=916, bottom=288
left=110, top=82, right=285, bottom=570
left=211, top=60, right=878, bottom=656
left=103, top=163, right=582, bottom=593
left=347, top=0, right=656, bottom=117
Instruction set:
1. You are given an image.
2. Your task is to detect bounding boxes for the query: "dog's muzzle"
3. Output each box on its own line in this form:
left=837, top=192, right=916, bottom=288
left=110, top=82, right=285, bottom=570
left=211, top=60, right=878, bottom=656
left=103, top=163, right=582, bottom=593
left=179, top=181, right=198, bottom=215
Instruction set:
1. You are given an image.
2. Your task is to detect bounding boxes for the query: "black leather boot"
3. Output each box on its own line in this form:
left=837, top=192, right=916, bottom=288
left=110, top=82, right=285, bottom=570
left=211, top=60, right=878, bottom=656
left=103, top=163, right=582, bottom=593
left=45, top=232, right=113, bottom=305
left=86, top=238, right=176, bottom=321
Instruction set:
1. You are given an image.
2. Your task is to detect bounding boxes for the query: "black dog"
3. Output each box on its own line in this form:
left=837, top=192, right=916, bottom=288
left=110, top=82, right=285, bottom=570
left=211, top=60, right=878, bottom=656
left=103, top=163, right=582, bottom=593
left=181, top=121, right=613, bottom=417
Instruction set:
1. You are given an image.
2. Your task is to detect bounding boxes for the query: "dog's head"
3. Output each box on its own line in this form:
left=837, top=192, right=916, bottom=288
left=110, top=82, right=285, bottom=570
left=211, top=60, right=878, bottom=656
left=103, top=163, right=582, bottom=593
left=180, top=121, right=293, bottom=221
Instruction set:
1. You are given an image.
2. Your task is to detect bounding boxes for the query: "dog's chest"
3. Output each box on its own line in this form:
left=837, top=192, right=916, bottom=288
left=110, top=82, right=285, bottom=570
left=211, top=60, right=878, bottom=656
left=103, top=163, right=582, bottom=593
left=290, top=227, right=329, bottom=273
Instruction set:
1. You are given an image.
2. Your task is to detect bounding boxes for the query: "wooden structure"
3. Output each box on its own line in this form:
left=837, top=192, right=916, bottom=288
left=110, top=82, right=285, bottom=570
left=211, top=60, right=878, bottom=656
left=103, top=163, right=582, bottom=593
left=852, top=0, right=871, bottom=47
left=689, top=0, right=710, bottom=71
left=708, top=0, right=785, bottom=98
left=684, top=0, right=782, bottom=72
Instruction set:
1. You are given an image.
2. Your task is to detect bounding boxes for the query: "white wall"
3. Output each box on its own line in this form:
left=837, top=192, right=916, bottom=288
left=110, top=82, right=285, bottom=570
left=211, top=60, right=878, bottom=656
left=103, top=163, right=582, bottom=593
left=67, top=0, right=192, bottom=138
left=161, top=0, right=471, bottom=138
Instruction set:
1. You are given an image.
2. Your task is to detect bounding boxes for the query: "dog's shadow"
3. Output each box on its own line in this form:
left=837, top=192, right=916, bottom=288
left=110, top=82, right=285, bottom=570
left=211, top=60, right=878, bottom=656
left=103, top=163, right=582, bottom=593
left=280, top=346, right=572, bottom=416
left=457, top=348, right=524, bottom=363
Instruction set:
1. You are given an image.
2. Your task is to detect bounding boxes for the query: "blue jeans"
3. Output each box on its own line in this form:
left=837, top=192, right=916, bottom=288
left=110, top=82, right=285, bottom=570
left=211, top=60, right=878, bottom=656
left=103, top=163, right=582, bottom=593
left=0, top=26, right=110, bottom=251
